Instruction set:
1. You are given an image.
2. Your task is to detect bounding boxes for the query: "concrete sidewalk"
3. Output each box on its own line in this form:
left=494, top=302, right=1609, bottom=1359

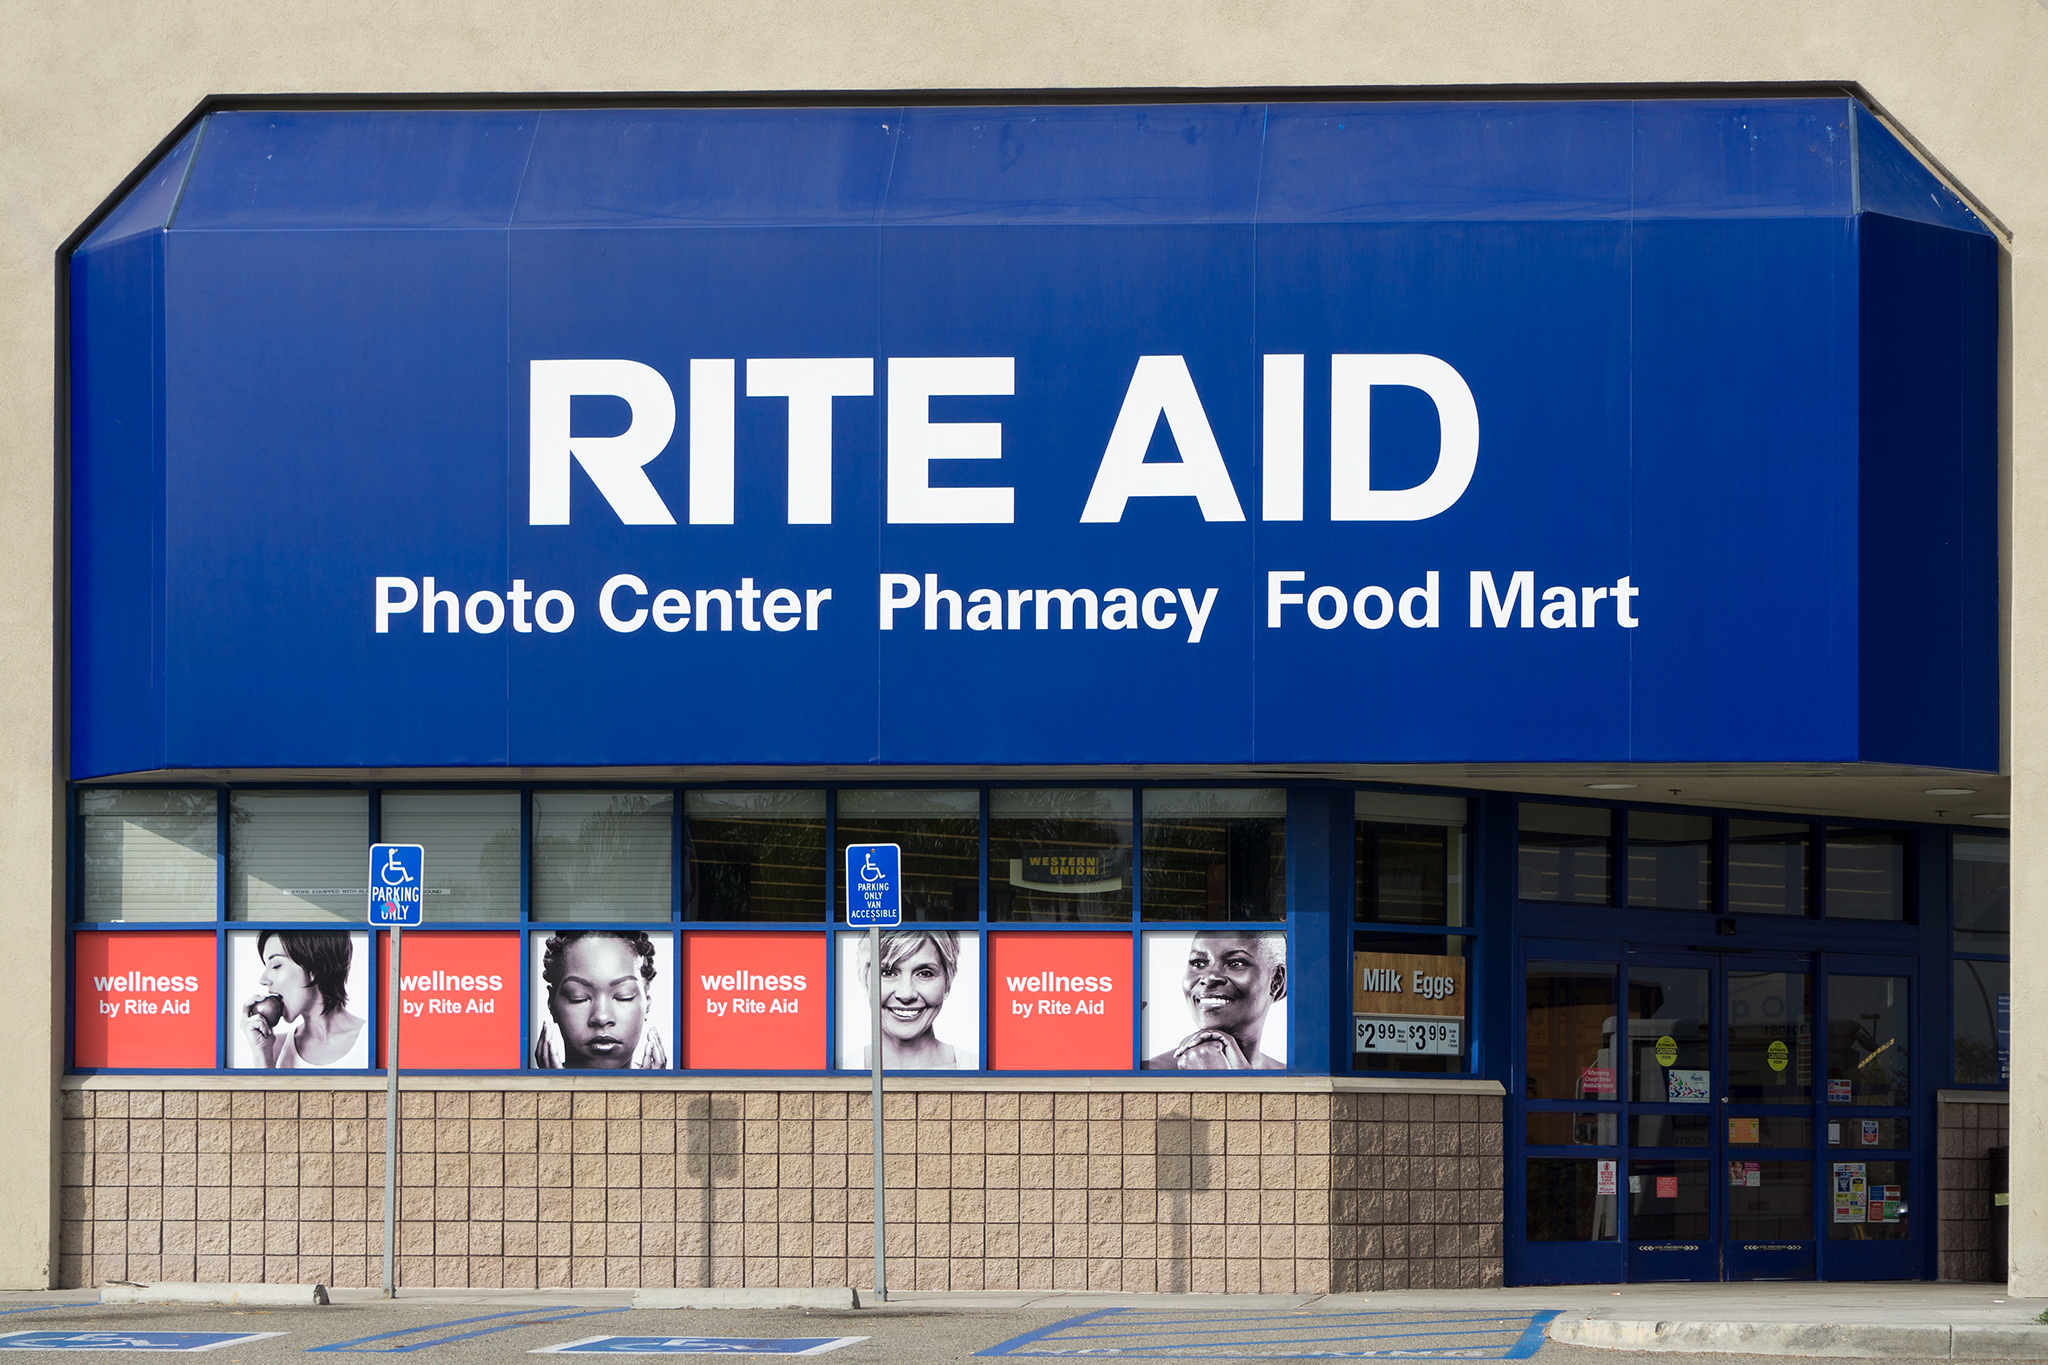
left=0, top=1280, right=2040, bottom=1358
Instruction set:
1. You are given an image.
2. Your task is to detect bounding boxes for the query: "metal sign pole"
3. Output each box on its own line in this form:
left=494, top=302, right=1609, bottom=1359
left=383, top=921, right=400, bottom=1298
left=871, top=922, right=886, bottom=1305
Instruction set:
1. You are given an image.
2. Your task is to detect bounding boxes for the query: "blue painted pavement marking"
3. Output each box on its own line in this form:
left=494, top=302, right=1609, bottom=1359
left=310, top=1308, right=627, bottom=1353
left=533, top=1338, right=867, bottom=1357
left=976, top=1308, right=1563, bottom=1359
left=0, top=1331, right=286, bottom=1352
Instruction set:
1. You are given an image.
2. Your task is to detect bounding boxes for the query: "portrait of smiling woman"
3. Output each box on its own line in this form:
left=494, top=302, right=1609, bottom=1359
left=530, top=930, right=671, bottom=1070
left=837, top=929, right=981, bottom=1071
left=229, top=929, right=371, bottom=1069
left=1141, top=929, right=1288, bottom=1070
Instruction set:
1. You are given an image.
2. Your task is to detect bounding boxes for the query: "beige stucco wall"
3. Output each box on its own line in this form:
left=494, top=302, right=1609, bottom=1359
left=5, top=0, right=2046, bottom=1290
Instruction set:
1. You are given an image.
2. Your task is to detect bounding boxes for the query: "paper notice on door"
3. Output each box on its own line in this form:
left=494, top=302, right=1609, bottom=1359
left=1729, top=1117, right=1760, bottom=1144
left=1834, top=1163, right=1867, bottom=1223
left=1655, top=1175, right=1678, bottom=1199
left=1666, top=1068, right=1711, bottom=1103
left=1596, top=1159, right=1617, bottom=1196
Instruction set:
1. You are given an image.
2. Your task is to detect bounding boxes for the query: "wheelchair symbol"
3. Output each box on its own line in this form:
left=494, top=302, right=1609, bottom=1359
left=379, top=847, right=414, bottom=887
left=861, top=854, right=884, bottom=883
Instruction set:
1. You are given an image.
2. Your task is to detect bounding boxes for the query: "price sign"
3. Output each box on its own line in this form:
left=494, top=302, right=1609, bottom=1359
left=1354, top=1014, right=1462, bottom=1055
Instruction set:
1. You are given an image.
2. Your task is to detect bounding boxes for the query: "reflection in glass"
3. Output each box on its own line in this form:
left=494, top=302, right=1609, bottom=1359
left=1630, top=1115, right=1711, bottom=1148
left=1352, top=934, right=1468, bottom=1076
left=1727, top=1116, right=1813, bottom=1149
left=229, top=791, right=369, bottom=922
left=1828, top=1117, right=1909, bottom=1148
left=1827, top=975, right=1909, bottom=1106
left=834, top=790, right=978, bottom=922
left=684, top=790, right=824, bottom=922
left=1953, top=834, right=2009, bottom=953
left=80, top=789, right=218, bottom=922
left=1728, top=1161, right=1813, bottom=1240
left=1628, top=966, right=1710, bottom=1104
left=1527, top=1112, right=1618, bottom=1147
left=1525, top=961, right=1618, bottom=1100
left=989, top=789, right=1132, bottom=923
left=1519, top=805, right=1611, bottom=904
left=379, top=791, right=519, bottom=920
left=1628, top=1159, right=1711, bottom=1239
left=1825, top=828, right=1909, bottom=921
left=1828, top=1159, right=1909, bottom=1240
left=1728, top=820, right=1810, bottom=917
left=530, top=791, right=673, bottom=923
left=1727, top=971, right=1812, bottom=1105
left=1356, top=794, right=1467, bottom=925
left=1953, top=959, right=2009, bottom=1086
left=1525, top=1158, right=1618, bottom=1241
left=1627, top=813, right=1714, bottom=911
left=1141, top=789, right=1284, bottom=922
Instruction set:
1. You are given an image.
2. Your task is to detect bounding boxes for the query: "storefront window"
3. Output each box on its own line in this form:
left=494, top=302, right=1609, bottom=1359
left=1727, top=1161, right=1812, bottom=1240
left=1525, top=960, right=1618, bottom=1100
left=1826, top=974, right=1909, bottom=1107
left=1727, top=820, right=1810, bottom=916
left=531, top=791, right=672, bottom=922
left=1954, top=959, right=2009, bottom=1086
left=379, top=790, right=519, bottom=921
left=1141, top=788, right=1284, bottom=922
left=78, top=788, right=217, bottom=922
left=1825, top=827, right=1909, bottom=921
left=834, top=789, right=979, bottom=922
left=1352, top=933, right=1467, bottom=1074
left=1626, top=812, right=1714, bottom=912
left=1518, top=804, right=1611, bottom=904
left=1627, top=1158, right=1711, bottom=1239
left=988, top=789, right=1132, bottom=923
left=228, top=790, right=369, bottom=921
left=1953, top=834, right=2009, bottom=953
left=1627, top=964, right=1709, bottom=1102
left=1525, top=1158, right=1618, bottom=1241
left=1727, top=970, right=1812, bottom=1105
left=1828, top=1159, right=1909, bottom=1239
left=1355, top=793, right=1466, bottom=925
left=683, top=790, right=824, bottom=922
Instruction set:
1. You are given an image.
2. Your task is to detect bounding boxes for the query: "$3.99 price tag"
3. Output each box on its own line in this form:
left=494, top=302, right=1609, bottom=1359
left=1354, top=1014, right=1461, bottom=1055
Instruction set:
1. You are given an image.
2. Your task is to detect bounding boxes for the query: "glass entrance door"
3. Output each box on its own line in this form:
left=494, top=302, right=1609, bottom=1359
left=1625, top=954, right=1818, bottom=1282
left=1519, top=943, right=1919, bottom=1284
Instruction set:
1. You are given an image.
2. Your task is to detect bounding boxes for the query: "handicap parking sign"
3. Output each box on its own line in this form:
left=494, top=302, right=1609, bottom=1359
left=367, top=843, right=425, bottom=927
left=0, top=1331, right=287, bottom=1352
left=844, top=843, right=900, bottom=928
left=534, top=1337, right=866, bottom=1356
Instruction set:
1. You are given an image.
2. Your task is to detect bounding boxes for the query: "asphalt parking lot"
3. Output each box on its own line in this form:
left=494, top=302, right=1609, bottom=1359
left=0, top=1297, right=1977, bottom=1362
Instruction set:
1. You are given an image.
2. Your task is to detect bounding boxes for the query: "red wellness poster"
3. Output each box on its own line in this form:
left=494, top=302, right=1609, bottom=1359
left=376, top=931, right=521, bottom=1068
left=73, top=931, right=216, bottom=1068
left=682, top=931, right=825, bottom=1070
left=988, top=931, right=1132, bottom=1070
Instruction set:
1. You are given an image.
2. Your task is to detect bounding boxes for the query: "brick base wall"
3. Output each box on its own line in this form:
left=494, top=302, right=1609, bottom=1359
left=61, top=1084, right=1503, bottom=1293
left=1939, top=1093, right=2008, bottom=1282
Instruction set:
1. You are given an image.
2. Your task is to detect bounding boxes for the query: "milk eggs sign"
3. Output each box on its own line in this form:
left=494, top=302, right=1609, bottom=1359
left=69, top=101, right=1995, bottom=775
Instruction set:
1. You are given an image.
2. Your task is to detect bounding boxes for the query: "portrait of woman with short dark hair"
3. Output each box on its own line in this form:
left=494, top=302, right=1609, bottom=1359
left=530, top=930, right=671, bottom=1069
left=230, top=929, right=370, bottom=1069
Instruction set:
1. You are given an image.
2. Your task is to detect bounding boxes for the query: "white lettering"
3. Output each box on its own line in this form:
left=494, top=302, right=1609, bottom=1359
left=375, top=577, right=417, bottom=633
left=1082, top=356, right=1246, bottom=523
left=1400, top=571, right=1440, bottom=629
left=528, top=359, right=678, bottom=525
left=879, top=573, right=920, bottom=629
left=1142, top=587, right=1178, bottom=632
left=1262, top=353, right=1305, bottom=521
left=600, top=574, right=649, bottom=632
left=887, top=357, right=1015, bottom=524
left=1329, top=354, right=1480, bottom=521
left=1178, top=587, right=1218, bottom=645
left=1470, top=570, right=1534, bottom=628
left=746, top=357, right=874, bottom=525
left=689, top=358, right=735, bottom=525
left=1268, top=570, right=1305, bottom=628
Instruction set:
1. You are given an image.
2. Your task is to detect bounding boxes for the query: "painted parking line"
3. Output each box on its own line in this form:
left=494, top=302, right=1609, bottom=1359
left=533, top=1339, right=867, bottom=1357
left=0, top=1331, right=287, bottom=1353
left=310, top=1308, right=629, bottom=1353
left=976, top=1308, right=1562, bottom=1359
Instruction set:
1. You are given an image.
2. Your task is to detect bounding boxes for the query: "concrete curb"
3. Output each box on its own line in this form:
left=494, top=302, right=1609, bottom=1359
left=1552, top=1316, right=2048, bottom=1359
left=100, top=1283, right=330, bottom=1307
left=632, top=1288, right=860, bottom=1311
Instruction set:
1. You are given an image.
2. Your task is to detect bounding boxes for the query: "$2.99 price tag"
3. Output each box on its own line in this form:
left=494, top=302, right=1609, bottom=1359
left=1354, top=1014, right=1461, bottom=1055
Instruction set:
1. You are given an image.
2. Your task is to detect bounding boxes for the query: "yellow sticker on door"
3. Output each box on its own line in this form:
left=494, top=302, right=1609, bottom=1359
left=1655, top=1035, right=1678, bottom=1067
left=1767, top=1039, right=1790, bottom=1072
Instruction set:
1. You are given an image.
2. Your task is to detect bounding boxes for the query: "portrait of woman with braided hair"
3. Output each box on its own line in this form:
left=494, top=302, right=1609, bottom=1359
left=530, top=930, right=671, bottom=1069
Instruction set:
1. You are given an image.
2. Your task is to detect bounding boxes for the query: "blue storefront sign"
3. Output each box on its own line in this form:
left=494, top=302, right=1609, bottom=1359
left=68, top=100, right=1995, bottom=777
